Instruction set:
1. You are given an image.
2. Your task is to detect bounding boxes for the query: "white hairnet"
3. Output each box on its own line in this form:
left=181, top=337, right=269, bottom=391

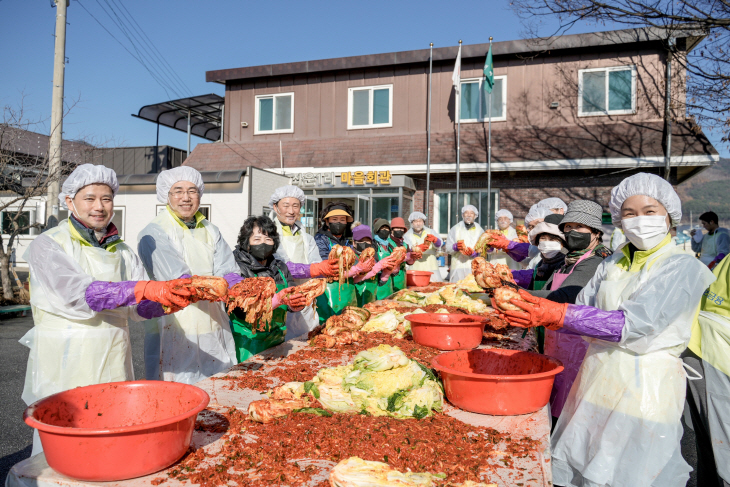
left=269, top=185, right=305, bottom=207
left=408, top=211, right=427, bottom=223
left=59, top=164, right=119, bottom=210
left=495, top=209, right=513, bottom=222
left=461, top=205, right=479, bottom=218
left=610, top=172, right=682, bottom=227
left=525, top=205, right=553, bottom=225
left=537, top=197, right=568, bottom=212
left=156, top=167, right=205, bottom=204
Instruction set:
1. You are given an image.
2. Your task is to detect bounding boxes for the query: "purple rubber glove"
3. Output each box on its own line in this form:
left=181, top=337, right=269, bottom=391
left=433, top=237, right=443, bottom=248
left=559, top=304, right=625, bottom=342
left=470, top=251, right=479, bottom=258
left=511, top=269, right=533, bottom=289
left=452, top=243, right=460, bottom=252
left=137, top=300, right=165, bottom=319
left=286, top=262, right=312, bottom=279
left=505, top=241, right=530, bottom=262
left=224, top=272, right=243, bottom=287
left=85, top=281, right=138, bottom=312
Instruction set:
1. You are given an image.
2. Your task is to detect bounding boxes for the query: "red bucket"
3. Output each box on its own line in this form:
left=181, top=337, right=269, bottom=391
left=432, top=349, right=563, bottom=415
left=406, top=270, right=433, bottom=287
left=24, top=380, right=210, bottom=481
left=406, top=313, right=486, bottom=350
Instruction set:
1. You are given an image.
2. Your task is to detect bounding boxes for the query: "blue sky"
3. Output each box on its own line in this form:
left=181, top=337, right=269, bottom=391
left=2, top=0, right=726, bottom=156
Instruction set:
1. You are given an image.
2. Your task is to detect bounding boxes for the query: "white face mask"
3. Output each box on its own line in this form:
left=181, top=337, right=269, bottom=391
left=538, top=240, right=563, bottom=259
left=621, top=215, right=669, bottom=250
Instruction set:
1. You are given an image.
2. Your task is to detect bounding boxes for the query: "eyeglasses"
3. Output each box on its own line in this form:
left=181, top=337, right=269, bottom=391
left=169, top=189, right=200, bottom=198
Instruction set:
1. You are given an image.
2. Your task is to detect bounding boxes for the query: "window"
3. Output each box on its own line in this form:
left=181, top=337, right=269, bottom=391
left=1, top=211, right=31, bottom=235
left=111, top=207, right=125, bottom=239
left=578, top=66, right=635, bottom=116
left=348, top=85, right=393, bottom=129
left=434, top=190, right=499, bottom=234
left=254, top=93, right=294, bottom=134
left=459, top=76, right=506, bottom=122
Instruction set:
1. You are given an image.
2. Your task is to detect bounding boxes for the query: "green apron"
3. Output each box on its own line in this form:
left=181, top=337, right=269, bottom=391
left=316, top=238, right=358, bottom=324
left=532, top=265, right=547, bottom=354
left=355, top=276, right=378, bottom=306
left=375, top=242, right=394, bottom=300
left=229, top=268, right=287, bottom=362
left=388, top=239, right=407, bottom=292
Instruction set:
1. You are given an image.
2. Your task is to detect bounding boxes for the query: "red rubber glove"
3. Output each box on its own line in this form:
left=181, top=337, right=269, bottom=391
left=424, top=234, right=438, bottom=244
left=272, top=287, right=307, bottom=311
left=134, top=279, right=192, bottom=309
left=417, top=243, right=430, bottom=253
left=456, top=240, right=465, bottom=252
left=309, top=260, right=339, bottom=278
left=489, top=234, right=511, bottom=250
left=502, top=289, right=568, bottom=330
left=709, top=260, right=718, bottom=270
left=460, top=246, right=475, bottom=257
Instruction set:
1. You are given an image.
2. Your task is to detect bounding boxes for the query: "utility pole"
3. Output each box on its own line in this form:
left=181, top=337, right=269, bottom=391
left=47, top=0, right=68, bottom=226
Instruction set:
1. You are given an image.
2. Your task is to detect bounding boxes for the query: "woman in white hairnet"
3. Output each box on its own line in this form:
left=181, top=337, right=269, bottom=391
left=403, top=211, right=444, bottom=282
left=497, top=173, right=716, bottom=487
left=137, top=166, right=243, bottom=384
left=488, top=209, right=520, bottom=270
left=21, top=164, right=192, bottom=455
left=537, top=196, right=568, bottom=215
left=268, top=185, right=339, bottom=339
left=444, top=205, right=484, bottom=282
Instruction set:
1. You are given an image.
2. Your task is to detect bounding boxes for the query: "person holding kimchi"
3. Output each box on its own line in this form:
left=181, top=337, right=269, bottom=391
left=229, top=216, right=307, bottom=361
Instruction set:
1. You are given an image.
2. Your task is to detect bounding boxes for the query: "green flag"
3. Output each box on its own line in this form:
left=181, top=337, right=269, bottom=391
left=483, top=45, right=494, bottom=94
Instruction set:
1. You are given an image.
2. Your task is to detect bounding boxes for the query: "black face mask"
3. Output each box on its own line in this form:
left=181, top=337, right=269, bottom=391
left=355, top=241, right=370, bottom=252
left=392, top=230, right=405, bottom=239
left=377, top=229, right=391, bottom=240
left=565, top=230, right=592, bottom=251
left=329, top=222, right=346, bottom=235
left=249, top=243, right=275, bottom=261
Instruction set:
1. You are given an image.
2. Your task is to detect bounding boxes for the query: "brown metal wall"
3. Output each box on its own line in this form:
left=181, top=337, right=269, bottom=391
left=224, top=46, right=676, bottom=144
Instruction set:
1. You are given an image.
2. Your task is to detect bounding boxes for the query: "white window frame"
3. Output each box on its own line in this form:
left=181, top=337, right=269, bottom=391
left=459, top=75, right=507, bottom=123
left=0, top=209, right=35, bottom=236
left=578, top=65, right=636, bottom=117
left=112, top=206, right=125, bottom=240
left=347, top=84, right=394, bottom=130
left=254, top=92, right=295, bottom=135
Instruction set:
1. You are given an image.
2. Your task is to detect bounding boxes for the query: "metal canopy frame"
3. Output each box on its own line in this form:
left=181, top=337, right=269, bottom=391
left=132, top=94, right=225, bottom=153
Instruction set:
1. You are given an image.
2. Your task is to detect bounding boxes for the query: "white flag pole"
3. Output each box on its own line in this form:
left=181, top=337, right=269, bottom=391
left=487, top=36, right=493, bottom=229
left=455, top=40, right=462, bottom=215
left=425, top=42, right=433, bottom=222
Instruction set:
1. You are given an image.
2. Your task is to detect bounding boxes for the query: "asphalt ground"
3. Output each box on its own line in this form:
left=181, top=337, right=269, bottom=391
left=0, top=313, right=700, bottom=486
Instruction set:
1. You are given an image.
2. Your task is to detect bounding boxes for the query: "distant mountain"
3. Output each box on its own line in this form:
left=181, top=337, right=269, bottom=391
left=677, top=158, right=730, bottom=226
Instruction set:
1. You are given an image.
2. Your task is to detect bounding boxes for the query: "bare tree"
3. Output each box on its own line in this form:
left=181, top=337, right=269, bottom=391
left=0, top=96, right=75, bottom=302
left=510, top=0, right=730, bottom=146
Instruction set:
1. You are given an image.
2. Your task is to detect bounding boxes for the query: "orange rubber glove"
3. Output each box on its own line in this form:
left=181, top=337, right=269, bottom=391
left=502, top=289, right=567, bottom=329
left=424, top=234, right=438, bottom=244
left=417, top=243, right=430, bottom=253
left=489, top=234, right=511, bottom=250
left=134, top=279, right=192, bottom=309
left=461, top=246, right=475, bottom=257
left=456, top=240, right=465, bottom=251
left=309, top=260, right=339, bottom=278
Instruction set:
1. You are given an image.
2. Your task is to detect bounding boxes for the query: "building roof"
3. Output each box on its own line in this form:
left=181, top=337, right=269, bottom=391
left=207, top=26, right=707, bottom=84
left=0, top=126, right=97, bottom=165
left=183, top=120, right=717, bottom=184
left=132, top=94, right=224, bottom=141
left=116, top=169, right=245, bottom=186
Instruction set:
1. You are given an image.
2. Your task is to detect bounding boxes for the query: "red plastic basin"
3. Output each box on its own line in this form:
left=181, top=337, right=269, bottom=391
left=432, top=349, right=564, bottom=415
left=406, top=270, right=433, bottom=287
left=24, top=380, right=210, bottom=481
left=406, top=313, right=487, bottom=350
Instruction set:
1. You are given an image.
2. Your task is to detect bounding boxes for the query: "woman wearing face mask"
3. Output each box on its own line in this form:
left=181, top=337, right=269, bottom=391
left=387, top=217, right=418, bottom=292
left=351, top=224, right=397, bottom=306
left=499, top=173, right=716, bottom=487
left=373, top=218, right=398, bottom=299
left=510, top=214, right=567, bottom=296
left=229, top=216, right=307, bottom=361
left=314, top=202, right=355, bottom=260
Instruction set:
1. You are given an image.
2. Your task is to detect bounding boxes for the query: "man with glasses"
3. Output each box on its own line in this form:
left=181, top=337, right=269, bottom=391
left=137, top=167, right=243, bottom=384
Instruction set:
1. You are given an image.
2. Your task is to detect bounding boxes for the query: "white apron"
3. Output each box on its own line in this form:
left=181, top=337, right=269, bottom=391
left=407, top=230, right=440, bottom=280
left=700, top=232, right=721, bottom=266
left=280, top=228, right=319, bottom=340
left=156, top=213, right=237, bottom=385
left=449, top=224, right=483, bottom=282
left=552, top=244, right=695, bottom=487
left=697, top=311, right=730, bottom=483
left=21, top=223, right=136, bottom=454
